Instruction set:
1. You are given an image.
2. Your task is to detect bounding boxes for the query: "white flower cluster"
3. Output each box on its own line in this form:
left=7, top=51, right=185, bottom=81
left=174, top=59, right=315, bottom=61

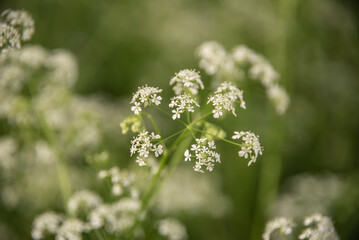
left=33, top=197, right=141, bottom=239
left=31, top=212, right=64, bottom=240
left=170, top=69, right=204, bottom=95
left=196, top=41, right=227, bottom=76
left=197, top=41, right=289, bottom=115
left=232, top=131, right=263, bottom=166
left=262, top=217, right=294, bottom=240
left=207, top=81, right=246, bottom=118
left=68, top=190, right=103, bottom=217
left=1, top=9, right=35, bottom=41
left=45, top=50, right=78, bottom=88
left=98, top=167, right=138, bottom=197
left=169, top=94, right=200, bottom=120
left=0, top=9, right=34, bottom=54
left=299, top=214, right=339, bottom=240
left=0, top=23, right=20, bottom=54
left=56, top=219, right=88, bottom=240
left=130, top=85, right=162, bottom=114
left=266, top=84, right=290, bottom=115
left=184, top=138, right=220, bottom=173
left=196, top=41, right=243, bottom=84
left=130, top=131, right=163, bottom=166
left=158, top=218, right=188, bottom=240
left=89, top=197, right=140, bottom=234
left=232, top=45, right=290, bottom=115
left=0, top=137, right=18, bottom=170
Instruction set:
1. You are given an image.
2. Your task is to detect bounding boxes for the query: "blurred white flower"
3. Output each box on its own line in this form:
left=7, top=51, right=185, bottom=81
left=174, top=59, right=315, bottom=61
left=262, top=217, right=294, bottom=240
left=158, top=218, right=187, bottom=240
left=299, top=214, right=339, bottom=240
left=31, top=212, right=64, bottom=240
left=1, top=9, right=35, bottom=41
left=170, top=69, right=204, bottom=95
left=68, top=190, right=103, bottom=217
left=266, top=84, right=290, bottom=115
left=196, top=41, right=227, bottom=76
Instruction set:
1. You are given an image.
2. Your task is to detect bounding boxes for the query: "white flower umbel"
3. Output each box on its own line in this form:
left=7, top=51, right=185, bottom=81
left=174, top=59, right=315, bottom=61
left=184, top=138, right=220, bottom=173
left=158, top=218, right=188, bottom=240
left=98, top=167, right=137, bottom=197
left=55, top=219, right=88, bottom=240
left=0, top=23, right=21, bottom=54
left=266, top=84, right=290, bottom=115
left=249, top=60, right=279, bottom=88
left=88, top=198, right=140, bottom=234
left=130, top=85, right=162, bottom=114
left=232, top=131, right=263, bottom=166
left=262, top=217, right=294, bottom=240
left=1, top=9, right=35, bottom=41
left=67, top=190, right=102, bottom=217
left=299, top=214, right=339, bottom=240
left=207, top=81, right=246, bottom=118
left=196, top=41, right=227, bottom=76
left=169, top=69, right=204, bottom=95
left=169, top=94, right=200, bottom=120
left=232, top=45, right=263, bottom=65
left=130, top=131, right=163, bottom=166
left=31, top=212, right=64, bottom=240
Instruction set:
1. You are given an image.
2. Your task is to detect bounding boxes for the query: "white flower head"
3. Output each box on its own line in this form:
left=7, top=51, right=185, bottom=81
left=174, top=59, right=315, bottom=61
left=130, top=85, right=162, bottom=114
left=231, top=45, right=262, bottom=65
left=130, top=131, right=163, bottom=166
left=89, top=198, right=140, bottom=233
left=207, top=81, right=246, bottom=118
left=98, top=167, right=136, bottom=196
left=31, top=212, right=64, bottom=240
left=170, top=69, right=204, bottom=95
left=169, top=94, right=200, bottom=120
left=0, top=23, right=21, bottom=54
left=157, top=218, right=187, bottom=240
left=196, top=41, right=227, bottom=76
left=1, top=9, right=35, bottom=41
left=266, top=84, right=290, bottom=115
left=55, top=218, right=88, bottom=240
left=232, top=131, right=263, bottom=166
left=184, top=138, right=220, bottom=173
left=262, top=217, right=295, bottom=240
left=299, top=214, right=339, bottom=240
left=249, top=60, right=279, bottom=87
left=68, top=190, right=102, bottom=217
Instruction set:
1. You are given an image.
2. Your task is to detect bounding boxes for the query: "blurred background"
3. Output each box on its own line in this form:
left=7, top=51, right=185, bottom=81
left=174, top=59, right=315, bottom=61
left=0, top=0, right=358, bottom=239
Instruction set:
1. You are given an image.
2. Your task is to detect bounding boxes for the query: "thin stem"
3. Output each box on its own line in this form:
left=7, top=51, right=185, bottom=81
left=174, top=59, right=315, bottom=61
left=192, top=111, right=212, bottom=125
left=143, top=111, right=161, bottom=135
left=26, top=84, right=71, bottom=212
left=153, top=105, right=187, bottom=127
left=158, top=129, right=186, bottom=144
left=192, top=127, right=243, bottom=147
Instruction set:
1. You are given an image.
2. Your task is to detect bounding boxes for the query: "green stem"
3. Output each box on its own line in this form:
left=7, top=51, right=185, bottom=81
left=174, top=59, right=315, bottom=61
left=143, top=111, right=161, bottom=135
left=26, top=84, right=71, bottom=212
left=153, top=105, right=187, bottom=127
left=30, top=107, right=72, bottom=212
left=192, top=127, right=243, bottom=147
